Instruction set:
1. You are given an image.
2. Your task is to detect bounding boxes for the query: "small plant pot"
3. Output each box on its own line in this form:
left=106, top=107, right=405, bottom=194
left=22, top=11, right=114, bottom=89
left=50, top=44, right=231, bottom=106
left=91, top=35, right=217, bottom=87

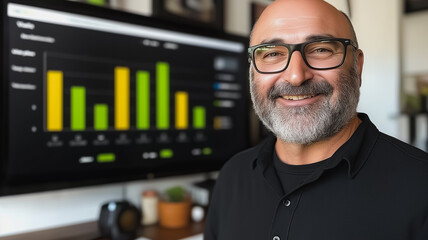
left=158, top=198, right=191, bottom=229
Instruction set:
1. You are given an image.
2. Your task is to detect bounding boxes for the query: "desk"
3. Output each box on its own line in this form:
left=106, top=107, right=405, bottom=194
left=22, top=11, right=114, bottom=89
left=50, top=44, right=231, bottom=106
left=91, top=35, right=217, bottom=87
left=139, top=221, right=204, bottom=240
left=0, top=221, right=205, bottom=240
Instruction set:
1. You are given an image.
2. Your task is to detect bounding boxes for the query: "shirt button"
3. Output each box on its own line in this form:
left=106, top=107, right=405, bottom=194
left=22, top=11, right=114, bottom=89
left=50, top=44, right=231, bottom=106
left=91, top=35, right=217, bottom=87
left=283, top=199, right=291, bottom=207
left=273, top=236, right=280, bottom=240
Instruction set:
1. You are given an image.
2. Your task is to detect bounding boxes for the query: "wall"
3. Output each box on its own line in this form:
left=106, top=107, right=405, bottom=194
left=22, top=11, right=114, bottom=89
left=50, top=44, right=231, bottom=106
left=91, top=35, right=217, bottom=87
left=0, top=184, right=122, bottom=235
left=353, top=0, right=402, bottom=138
left=402, top=10, right=428, bottom=75
left=225, top=0, right=349, bottom=36
left=1, top=0, right=423, bottom=237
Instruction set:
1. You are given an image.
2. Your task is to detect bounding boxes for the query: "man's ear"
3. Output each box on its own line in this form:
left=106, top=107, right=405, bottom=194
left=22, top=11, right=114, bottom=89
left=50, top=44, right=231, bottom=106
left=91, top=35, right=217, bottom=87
left=357, top=49, right=364, bottom=87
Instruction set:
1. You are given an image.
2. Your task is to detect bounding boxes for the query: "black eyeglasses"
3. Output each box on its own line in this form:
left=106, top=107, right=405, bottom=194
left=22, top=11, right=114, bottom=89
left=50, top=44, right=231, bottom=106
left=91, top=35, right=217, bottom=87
left=248, top=38, right=357, bottom=74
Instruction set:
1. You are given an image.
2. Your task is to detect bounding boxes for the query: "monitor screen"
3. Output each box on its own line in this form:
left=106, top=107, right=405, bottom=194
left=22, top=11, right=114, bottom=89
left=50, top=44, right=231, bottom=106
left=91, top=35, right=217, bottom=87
left=0, top=0, right=250, bottom=195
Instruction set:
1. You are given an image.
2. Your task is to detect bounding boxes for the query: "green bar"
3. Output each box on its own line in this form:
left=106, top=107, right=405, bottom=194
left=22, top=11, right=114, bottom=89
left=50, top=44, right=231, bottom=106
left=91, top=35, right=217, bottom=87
left=97, top=153, right=115, bottom=163
left=136, top=71, right=150, bottom=129
left=202, top=147, right=212, bottom=155
left=193, top=106, right=206, bottom=129
left=157, top=62, right=169, bottom=129
left=94, top=104, right=108, bottom=130
left=160, top=149, right=173, bottom=159
left=213, top=100, right=220, bottom=107
left=87, top=0, right=106, bottom=6
left=71, top=86, right=86, bottom=131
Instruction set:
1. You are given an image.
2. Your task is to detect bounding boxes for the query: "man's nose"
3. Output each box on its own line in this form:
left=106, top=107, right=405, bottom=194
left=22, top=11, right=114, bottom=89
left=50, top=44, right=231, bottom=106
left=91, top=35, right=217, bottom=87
left=280, top=51, right=313, bottom=86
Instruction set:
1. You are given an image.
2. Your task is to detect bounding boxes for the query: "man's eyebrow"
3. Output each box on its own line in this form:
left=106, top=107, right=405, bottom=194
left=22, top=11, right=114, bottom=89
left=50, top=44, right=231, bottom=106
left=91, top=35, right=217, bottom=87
left=305, top=34, right=335, bottom=41
left=259, top=34, right=337, bottom=45
left=260, top=38, right=285, bottom=45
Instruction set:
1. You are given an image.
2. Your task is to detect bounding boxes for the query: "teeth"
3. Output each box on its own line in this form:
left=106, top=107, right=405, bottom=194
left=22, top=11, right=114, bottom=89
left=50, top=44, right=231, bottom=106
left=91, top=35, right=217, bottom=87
left=282, top=95, right=315, bottom=100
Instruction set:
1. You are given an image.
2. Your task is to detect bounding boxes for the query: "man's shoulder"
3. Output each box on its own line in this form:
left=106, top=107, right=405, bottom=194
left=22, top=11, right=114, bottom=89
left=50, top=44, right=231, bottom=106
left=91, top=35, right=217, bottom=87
left=219, top=137, right=273, bottom=176
left=372, top=132, right=428, bottom=177
left=221, top=144, right=260, bottom=171
left=377, top=132, right=428, bottom=162
left=231, top=143, right=261, bottom=160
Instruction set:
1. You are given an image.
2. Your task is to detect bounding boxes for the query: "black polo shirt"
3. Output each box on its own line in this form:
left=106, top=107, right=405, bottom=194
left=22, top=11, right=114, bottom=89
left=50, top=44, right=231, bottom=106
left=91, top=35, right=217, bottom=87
left=204, top=113, right=428, bottom=240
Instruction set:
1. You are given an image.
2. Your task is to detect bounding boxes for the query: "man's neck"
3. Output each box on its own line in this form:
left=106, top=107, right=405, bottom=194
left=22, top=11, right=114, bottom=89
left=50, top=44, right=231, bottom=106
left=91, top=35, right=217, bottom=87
left=275, top=115, right=362, bottom=165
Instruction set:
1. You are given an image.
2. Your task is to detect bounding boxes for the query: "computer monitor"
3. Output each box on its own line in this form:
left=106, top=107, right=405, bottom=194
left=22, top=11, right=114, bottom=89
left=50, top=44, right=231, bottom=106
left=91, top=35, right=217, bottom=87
left=0, top=0, right=250, bottom=195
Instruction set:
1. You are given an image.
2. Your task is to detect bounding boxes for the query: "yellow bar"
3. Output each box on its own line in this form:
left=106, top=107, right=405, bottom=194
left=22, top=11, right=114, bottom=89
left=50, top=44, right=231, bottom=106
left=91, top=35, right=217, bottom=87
left=175, top=91, right=188, bottom=129
left=47, top=70, right=63, bottom=131
left=213, top=116, right=222, bottom=130
left=115, top=67, right=130, bottom=130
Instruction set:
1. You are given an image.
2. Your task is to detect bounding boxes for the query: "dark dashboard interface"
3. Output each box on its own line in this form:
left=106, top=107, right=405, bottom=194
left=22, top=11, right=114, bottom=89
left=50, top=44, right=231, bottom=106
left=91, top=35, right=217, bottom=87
left=1, top=1, right=249, bottom=195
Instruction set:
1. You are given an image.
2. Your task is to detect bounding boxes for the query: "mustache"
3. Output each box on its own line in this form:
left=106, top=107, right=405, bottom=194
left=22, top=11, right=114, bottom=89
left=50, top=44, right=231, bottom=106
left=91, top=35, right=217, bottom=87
left=268, top=80, right=333, bottom=100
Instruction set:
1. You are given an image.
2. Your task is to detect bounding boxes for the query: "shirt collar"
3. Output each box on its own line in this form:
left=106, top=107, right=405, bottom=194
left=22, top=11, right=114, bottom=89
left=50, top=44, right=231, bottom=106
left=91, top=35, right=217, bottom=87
left=251, top=113, right=380, bottom=179
left=340, top=113, right=380, bottom=178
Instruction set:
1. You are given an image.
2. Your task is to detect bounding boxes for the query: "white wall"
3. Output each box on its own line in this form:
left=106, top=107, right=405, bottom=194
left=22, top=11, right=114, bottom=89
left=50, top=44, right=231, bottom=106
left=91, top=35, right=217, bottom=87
left=353, top=0, right=402, bottom=138
left=402, top=10, right=428, bottom=75
left=224, top=0, right=270, bottom=36
left=0, top=184, right=123, bottom=235
left=111, top=0, right=152, bottom=16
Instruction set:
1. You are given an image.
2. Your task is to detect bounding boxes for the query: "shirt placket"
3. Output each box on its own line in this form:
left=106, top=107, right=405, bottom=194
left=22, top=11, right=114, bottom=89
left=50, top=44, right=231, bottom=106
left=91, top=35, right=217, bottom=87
left=269, top=189, right=304, bottom=240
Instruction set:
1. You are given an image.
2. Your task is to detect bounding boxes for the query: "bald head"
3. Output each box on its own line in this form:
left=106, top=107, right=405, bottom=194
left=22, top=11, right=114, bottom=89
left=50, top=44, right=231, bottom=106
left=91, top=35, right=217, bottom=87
left=251, top=0, right=357, bottom=47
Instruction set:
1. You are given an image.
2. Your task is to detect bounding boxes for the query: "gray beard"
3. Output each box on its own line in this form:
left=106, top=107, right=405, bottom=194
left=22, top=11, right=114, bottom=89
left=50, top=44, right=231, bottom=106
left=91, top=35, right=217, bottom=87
left=250, top=65, right=360, bottom=145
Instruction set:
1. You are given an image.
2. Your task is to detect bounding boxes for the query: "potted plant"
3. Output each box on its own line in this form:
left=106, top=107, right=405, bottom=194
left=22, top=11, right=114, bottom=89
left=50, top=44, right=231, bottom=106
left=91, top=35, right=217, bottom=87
left=158, top=186, right=191, bottom=228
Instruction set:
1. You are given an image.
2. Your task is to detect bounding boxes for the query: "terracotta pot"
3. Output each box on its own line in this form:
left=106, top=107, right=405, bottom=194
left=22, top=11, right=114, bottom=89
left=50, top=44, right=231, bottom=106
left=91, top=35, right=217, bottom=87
left=158, top=198, right=191, bottom=228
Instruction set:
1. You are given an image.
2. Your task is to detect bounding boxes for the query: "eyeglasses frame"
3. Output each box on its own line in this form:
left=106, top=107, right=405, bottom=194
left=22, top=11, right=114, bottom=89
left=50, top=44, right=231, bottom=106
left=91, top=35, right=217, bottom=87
left=248, top=38, right=358, bottom=74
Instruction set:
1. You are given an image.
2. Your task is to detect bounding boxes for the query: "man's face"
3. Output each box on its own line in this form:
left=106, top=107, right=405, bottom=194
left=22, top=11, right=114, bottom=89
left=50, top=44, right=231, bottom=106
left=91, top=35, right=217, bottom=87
left=250, top=0, right=363, bottom=145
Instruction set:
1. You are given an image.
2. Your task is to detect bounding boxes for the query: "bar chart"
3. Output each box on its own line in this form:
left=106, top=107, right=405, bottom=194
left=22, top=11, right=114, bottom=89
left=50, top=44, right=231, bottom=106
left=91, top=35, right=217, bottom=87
left=45, top=54, right=210, bottom=133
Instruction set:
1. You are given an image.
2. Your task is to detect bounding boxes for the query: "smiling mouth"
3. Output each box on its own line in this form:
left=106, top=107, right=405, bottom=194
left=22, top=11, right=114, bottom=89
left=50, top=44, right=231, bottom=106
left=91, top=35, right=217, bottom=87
left=281, top=94, right=318, bottom=100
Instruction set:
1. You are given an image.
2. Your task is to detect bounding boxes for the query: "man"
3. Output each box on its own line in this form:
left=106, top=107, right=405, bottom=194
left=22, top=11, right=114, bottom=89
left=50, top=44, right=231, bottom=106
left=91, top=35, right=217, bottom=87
left=204, top=0, right=428, bottom=239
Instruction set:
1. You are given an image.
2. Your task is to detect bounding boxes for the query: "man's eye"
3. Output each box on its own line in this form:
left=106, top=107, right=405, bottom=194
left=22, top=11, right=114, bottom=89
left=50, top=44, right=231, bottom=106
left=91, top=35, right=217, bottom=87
left=313, top=48, right=333, bottom=53
left=306, top=47, right=336, bottom=58
left=262, top=49, right=288, bottom=59
left=264, top=52, right=283, bottom=58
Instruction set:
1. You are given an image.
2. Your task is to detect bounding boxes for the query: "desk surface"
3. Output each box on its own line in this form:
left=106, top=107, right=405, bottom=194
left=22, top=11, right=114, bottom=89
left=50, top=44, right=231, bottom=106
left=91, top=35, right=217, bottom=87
left=0, top=221, right=205, bottom=240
